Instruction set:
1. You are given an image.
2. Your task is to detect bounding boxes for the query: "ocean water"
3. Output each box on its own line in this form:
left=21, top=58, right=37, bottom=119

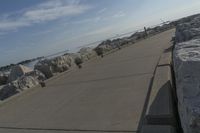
left=23, top=50, right=70, bottom=69
left=24, top=60, right=39, bottom=69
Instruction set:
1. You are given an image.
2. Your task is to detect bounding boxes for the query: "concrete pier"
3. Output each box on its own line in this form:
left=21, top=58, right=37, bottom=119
left=0, top=29, right=175, bottom=133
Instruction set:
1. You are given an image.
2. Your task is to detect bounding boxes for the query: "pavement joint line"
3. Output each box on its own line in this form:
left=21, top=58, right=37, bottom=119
left=50, top=72, right=153, bottom=86
left=125, top=54, right=160, bottom=61
left=90, top=55, right=160, bottom=67
left=102, top=54, right=160, bottom=63
left=0, top=126, right=137, bottom=132
left=157, top=64, right=171, bottom=67
left=136, top=55, right=162, bottom=132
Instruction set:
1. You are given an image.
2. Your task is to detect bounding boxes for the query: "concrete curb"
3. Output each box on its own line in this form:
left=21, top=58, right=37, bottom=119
left=141, top=125, right=176, bottom=133
left=145, top=66, right=176, bottom=126
left=141, top=45, right=179, bottom=133
left=158, top=50, right=172, bottom=66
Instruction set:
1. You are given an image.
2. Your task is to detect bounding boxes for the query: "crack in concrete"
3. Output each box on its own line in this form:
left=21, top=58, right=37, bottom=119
left=51, top=72, right=153, bottom=86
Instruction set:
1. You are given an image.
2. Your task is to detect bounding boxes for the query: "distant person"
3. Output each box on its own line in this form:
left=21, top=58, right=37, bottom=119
left=144, top=27, right=148, bottom=37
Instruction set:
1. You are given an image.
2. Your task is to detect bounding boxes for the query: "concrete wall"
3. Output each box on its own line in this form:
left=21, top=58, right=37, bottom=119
left=173, top=15, right=200, bottom=133
left=141, top=45, right=179, bottom=133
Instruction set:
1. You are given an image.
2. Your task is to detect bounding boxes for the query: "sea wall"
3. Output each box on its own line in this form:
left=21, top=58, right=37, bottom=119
left=173, top=15, right=200, bottom=133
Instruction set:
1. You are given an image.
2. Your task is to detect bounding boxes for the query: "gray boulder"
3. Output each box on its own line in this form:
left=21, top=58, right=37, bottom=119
left=174, top=39, right=200, bottom=133
left=176, top=27, right=200, bottom=43
left=34, top=55, right=73, bottom=78
left=34, top=62, right=53, bottom=79
left=0, top=83, right=19, bottom=100
left=78, top=47, right=97, bottom=61
left=175, top=17, right=200, bottom=43
left=173, top=14, right=200, bottom=133
left=0, top=72, right=8, bottom=85
left=95, top=40, right=114, bottom=53
left=130, top=31, right=146, bottom=40
left=0, top=76, right=39, bottom=100
left=17, top=76, right=39, bottom=90
left=8, top=65, right=33, bottom=82
left=25, top=70, right=46, bottom=81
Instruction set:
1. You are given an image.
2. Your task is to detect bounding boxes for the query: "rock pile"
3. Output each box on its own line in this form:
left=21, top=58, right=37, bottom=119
left=0, top=72, right=8, bottom=85
left=173, top=14, right=200, bottom=133
left=34, top=55, right=73, bottom=78
left=94, top=38, right=128, bottom=55
left=130, top=31, right=146, bottom=40
left=0, top=76, right=39, bottom=100
left=34, top=48, right=97, bottom=78
left=78, top=47, right=97, bottom=61
left=175, top=16, right=200, bottom=43
left=0, top=65, right=46, bottom=100
left=25, top=70, right=46, bottom=81
left=8, top=64, right=33, bottom=82
left=95, top=40, right=115, bottom=54
left=0, top=46, right=99, bottom=101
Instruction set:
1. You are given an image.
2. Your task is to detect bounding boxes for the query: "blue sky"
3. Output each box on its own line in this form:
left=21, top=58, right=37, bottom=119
left=1, top=0, right=200, bottom=66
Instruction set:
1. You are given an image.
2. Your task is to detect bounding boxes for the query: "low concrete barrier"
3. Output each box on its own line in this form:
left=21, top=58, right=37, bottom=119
left=141, top=125, right=176, bottom=133
left=145, top=66, right=176, bottom=126
left=173, top=14, right=200, bottom=133
left=141, top=47, right=179, bottom=133
left=158, top=51, right=172, bottom=66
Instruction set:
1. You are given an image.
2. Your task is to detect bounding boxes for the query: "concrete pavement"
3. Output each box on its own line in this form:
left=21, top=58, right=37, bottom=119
left=0, top=29, right=175, bottom=133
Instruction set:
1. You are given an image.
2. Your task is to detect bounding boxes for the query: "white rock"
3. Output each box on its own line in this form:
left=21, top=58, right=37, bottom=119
left=173, top=39, right=200, bottom=133
left=8, top=65, right=33, bottom=82
left=175, top=17, right=200, bottom=43
left=0, top=85, right=5, bottom=91
left=25, top=70, right=46, bottom=81
left=176, top=27, right=200, bottom=43
left=34, top=62, right=53, bottom=79
left=0, top=72, right=8, bottom=85
left=0, top=76, right=39, bottom=100
left=173, top=15, right=200, bottom=133
left=34, top=55, right=74, bottom=78
left=17, top=76, right=39, bottom=90
left=96, top=40, right=114, bottom=53
left=78, top=47, right=97, bottom=61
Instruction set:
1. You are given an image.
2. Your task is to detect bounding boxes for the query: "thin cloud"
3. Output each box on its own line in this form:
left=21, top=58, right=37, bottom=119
left=24, top=1, right=91, bottom=22
left=72, top=10, right=126, bottom=25
left=97, top=8, right=107, bottom=14
left=83, top=26, right=115, bottom=36
left=72, top=16, right=102, bottom=24
left=0, top=20, right=30, bottom=30
left=113, top=11, right=126, bottom=18
left=0, top=0, right=91, bottom=32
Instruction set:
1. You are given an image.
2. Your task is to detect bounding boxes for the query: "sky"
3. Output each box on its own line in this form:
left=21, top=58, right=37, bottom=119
left=1, top=0, right=200, bottom=66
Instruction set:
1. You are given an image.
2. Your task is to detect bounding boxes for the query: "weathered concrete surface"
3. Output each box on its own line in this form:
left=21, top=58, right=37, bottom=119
left=158, top=50, right=172, bottom=66
left=145, top=66, right=176, bottom=126
left=0, top=128, right=132, bottom=133
left=0, top=29, right=174, bottom=133
left=141, top=125, right=176, bottom=133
